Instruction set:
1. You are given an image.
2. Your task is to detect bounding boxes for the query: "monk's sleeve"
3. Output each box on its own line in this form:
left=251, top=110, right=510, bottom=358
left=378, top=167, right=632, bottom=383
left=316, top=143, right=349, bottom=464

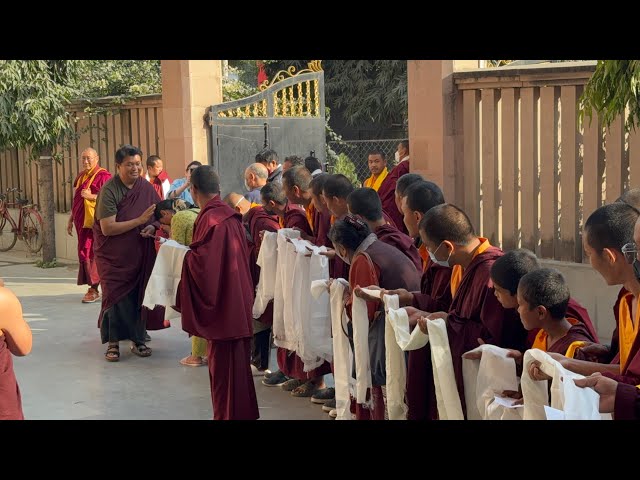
left=412, top=267, right=453, bottom=313
left=614, top=382, right=640, bottom=420
left=345, top=255, right=379, bottom=322
left=602, top=350, right=640, bottom=386
left=93, top=172, right=111, bottom=191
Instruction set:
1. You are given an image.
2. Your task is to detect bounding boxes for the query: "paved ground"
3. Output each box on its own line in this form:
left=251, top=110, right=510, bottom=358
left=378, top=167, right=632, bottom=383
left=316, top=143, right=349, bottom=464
left=0, top=250, right=333, bottom=420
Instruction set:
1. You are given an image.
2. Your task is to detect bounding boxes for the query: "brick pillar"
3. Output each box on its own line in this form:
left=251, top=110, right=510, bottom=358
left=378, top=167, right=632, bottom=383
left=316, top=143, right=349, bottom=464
left=160, top=60, right=223, bottom=181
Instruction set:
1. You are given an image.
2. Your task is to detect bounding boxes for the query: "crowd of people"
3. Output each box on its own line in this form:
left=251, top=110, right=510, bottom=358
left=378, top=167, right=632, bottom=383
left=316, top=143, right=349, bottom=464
left=2, top=140, right=640, bottom=420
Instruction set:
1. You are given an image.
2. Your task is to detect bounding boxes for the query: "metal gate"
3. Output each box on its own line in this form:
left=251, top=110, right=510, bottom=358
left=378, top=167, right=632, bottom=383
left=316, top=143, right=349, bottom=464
left=208, top=61, right=326, bottom=197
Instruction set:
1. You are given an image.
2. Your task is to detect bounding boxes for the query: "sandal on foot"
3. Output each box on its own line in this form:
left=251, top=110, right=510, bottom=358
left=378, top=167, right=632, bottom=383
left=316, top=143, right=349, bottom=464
left=291, top=381, right=320, bottom=398
left=280, top=378, right=303, bottom=392
left=180, top=355, right=205, bottom=367
left=105, top=344, right=120, bottom=362
left=131, top=343, right=152, bottom=357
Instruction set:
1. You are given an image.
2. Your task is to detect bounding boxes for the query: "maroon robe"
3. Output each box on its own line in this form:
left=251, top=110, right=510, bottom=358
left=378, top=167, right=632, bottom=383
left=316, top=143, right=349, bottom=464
left=283, top=202, right=313, bottom=236
left=407, top=260, right=454, bottom=420
left=175, top=195, right=258, bottom=420
left=93, top=177, right=166, bottom=337
left=376, top=159, right=410, bottom=236
left=614, top=382, right=640, bottom=420
left=149, top=170, right=171, bottom=200
left=245, top=206, right=280, bottom=326
left=0, top=338, right=23, bottom=420
left=313, top=208, right=333, bottom=249
left=546, top=323, right=595, bottom=355
left=525, top=298, right=599, bottom=348
left=446, top=246, right=528, bottom=416
left=71, top=166, right=111, bottom=286
left=374, top=223, right=422, bottom=271
left=601, top=287, right=640, bottom=386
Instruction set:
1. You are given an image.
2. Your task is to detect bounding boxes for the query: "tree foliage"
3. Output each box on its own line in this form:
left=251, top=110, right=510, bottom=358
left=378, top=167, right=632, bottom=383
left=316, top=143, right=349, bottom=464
left=579, top=60, right=640, bottom=132
left=0, top=60, right=78, bottom=154
left=71, top=60, right=161, bottom=100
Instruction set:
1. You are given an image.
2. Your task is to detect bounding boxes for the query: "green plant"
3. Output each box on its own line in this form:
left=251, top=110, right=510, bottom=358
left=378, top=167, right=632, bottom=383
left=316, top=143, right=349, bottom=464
left=35, top=258, right=59, bottom=268
left=333, top=153, right=359, bottom=186
left=579, top=60, right=640, bottom=132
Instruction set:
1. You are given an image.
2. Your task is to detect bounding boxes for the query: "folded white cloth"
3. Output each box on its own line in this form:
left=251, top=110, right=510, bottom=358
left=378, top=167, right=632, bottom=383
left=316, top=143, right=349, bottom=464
left=142, top=239, right=190, bottom=320
left=252, top=231, right=278, bottom=319
left=521, top=349, right=611, bottom=420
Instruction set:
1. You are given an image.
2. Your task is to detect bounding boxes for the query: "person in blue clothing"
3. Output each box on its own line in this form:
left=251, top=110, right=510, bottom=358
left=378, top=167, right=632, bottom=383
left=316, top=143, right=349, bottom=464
left=167, top=161, right=202, bottom=203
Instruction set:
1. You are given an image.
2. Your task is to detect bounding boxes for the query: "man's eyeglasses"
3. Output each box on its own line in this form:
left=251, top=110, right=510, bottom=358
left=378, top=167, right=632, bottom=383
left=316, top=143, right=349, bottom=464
left=622, top=242, right=639, bottom=264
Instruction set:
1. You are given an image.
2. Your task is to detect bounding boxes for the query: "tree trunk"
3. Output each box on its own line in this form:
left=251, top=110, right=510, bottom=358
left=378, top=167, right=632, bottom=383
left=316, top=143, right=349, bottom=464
left=38, top=147, right=56, bottom=263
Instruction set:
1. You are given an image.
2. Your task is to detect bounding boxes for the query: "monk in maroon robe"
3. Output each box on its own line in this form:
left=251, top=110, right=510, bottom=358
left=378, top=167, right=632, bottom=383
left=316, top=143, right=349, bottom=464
left=260, top=181, right=332, bottom=394
left=322, top=174, right=355, bottom=282
left=176, top=168, right=259, bottom=420
left=67, top=148, right=111, bottom=304
left=412, top=204, right=528, bottom=416
left=347, top=187, right=421, bottom=271
left=224, top=193, right=280, bottom=375
left=93, top=145, right=167, bottom=362
left=489, top=248, right=598, bottom=351
left=376, top=140, right=410, bottom=236
left=334, top=215, right=421, bottom=420
left=515, top=268, right=597, bottom=360
left=530, top=203, right=640, bottom=387
left=0, top=285, right=32, bottom=420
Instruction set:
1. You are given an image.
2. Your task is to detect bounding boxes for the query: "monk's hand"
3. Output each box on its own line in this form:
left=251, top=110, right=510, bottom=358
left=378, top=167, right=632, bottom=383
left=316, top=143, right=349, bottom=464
left=66, top=217, right=73, bottom=236
left=381, top=288, right=413, bottom=307
left=354, top=285, right=382, bottom=302
left=527, top=360, right=552, bottom=382
left=427, top=311, right=448, bottom=321
left=417, top=317, right=429, bottom=334
left=140, top=225, right=156, bottom=238
left=80, top=188, right=92, bottom=200
left=506, top=348, right=523, bottom=365
left=319, top=249, right=336, bottom=260
left=405, top=306, right=429, bottom=328
left=463, top=339, right=487, bottom=360
left=573, top=373, right=617, bottom=413
left=137, top=204, right=156, bottom=226
left=575, top=341, right=610, bottom=363
left=547, top=351, right=570, bottom=368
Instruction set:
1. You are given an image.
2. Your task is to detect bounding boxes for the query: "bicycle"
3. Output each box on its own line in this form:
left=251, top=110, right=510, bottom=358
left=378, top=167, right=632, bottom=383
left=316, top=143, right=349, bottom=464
left=0, top=187, right=43, bottom=254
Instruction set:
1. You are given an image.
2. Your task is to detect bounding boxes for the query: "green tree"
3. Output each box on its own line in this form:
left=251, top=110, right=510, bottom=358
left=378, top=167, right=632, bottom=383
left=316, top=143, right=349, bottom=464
left=0, top=60, right=80, bottom=262
left=72, top=60, right=161, bottom=100
left=579, top=60, right=640, bottom=131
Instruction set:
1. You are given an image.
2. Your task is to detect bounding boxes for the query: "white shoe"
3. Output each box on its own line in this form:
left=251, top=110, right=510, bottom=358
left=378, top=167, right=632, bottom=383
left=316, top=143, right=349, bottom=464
left=251, top=365, right=271, bottom=377
left=329, top=409, right=337, bottom=418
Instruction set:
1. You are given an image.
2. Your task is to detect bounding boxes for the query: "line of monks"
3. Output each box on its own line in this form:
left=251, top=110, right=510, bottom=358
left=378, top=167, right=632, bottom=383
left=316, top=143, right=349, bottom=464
left=62, top=142, right=640, bottom=420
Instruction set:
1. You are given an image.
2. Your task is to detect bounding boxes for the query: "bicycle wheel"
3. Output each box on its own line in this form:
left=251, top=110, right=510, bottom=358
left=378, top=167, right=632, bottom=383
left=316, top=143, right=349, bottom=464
left=22, top=209, right=43, bottom=254
left=0, top=215, right=18, bottom=252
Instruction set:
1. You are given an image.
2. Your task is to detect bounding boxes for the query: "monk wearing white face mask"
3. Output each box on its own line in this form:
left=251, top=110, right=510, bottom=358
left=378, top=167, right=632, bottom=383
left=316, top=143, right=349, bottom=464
left=406, top=203, right=528, bottom=418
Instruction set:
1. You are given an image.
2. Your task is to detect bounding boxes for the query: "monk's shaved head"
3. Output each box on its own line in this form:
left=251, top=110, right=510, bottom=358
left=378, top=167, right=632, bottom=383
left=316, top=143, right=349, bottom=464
left=396, top=173, right=424, bottom=198
left=224, top=192, right=251, bottom=214
left=261, top=182, right=287, bottom=205
left=283, top=165, right=312, bottom=192
left=585, top=202, right=639, bottom=253
left=245, top=163, right=269, bottom=180
left=421, top=203, right=475, bottom=245
left=323, top=174, right=354, bottom=200
left=491, top=248, right=540, bottom=295
left=347, top=188, right=383, bottom=222
left=518, top=268, right=570, bottom=320
left=616, top=188, right=640, bottom=212
left=81, top=148, right=98, bottom=157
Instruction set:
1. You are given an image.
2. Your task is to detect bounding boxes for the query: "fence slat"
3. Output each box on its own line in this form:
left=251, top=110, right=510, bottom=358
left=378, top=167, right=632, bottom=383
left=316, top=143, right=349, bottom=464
left=130, top=108, right=141, bottom=153
left=520, top=88, right=538, bottom=253
left=539, top=86, right=557, bottom=259
left=606, top=115, right=625, bottom=203
left=481, top=89, right=498, bottom=245
left=156, top=107, right=165, bottom=160
left=500, top=88, right=518, bottom=251
left=463, top=89, right=480, bottom=231
left=629, top=123, right=640, bottom=189
left=559, top=86, right=580, bottom=261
